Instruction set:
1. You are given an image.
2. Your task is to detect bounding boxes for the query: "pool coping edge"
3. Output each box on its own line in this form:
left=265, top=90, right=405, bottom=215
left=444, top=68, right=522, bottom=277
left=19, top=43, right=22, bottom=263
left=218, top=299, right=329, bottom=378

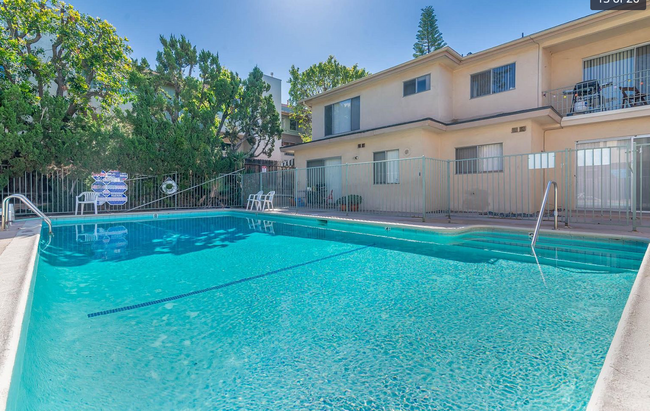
left=0, top=221, right=41, bottom=411
left=587, top=245, right=650, bottom=410
left=45, top=208, right=650, bottom=243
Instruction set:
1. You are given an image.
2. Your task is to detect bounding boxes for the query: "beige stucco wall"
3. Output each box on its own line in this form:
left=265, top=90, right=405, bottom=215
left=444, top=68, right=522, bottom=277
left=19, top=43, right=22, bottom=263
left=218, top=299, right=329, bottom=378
left=293, top=128, right=440, bottom=169
left=546, top=117, right=650, bottom=151
left=548, top=26, right=650, bottom=91
left=452, top=45, right=540, bottom=120
left=292, top=120, right=543, bottom=215
left=310, top=62, right=459, bottom=141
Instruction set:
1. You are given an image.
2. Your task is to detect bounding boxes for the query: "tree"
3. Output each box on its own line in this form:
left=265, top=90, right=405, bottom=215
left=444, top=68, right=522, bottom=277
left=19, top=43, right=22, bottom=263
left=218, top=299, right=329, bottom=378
left=413, top=6, right=446, bottom=58
left=223, top=66, right=282, bottom=159
left=0, top=0, right=132, bottom=119
left=115, top=35, right=240, bottom=176
left=116, top=36, right=280, bottom=176
left=288, top=56, right=369, bottom=142
left=0, top=0, right=132, bottom=187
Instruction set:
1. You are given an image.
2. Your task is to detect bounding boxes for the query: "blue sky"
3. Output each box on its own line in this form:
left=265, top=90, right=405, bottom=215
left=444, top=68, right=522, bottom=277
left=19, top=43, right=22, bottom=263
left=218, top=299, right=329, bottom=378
left=75, top=0, right=596, bottom=102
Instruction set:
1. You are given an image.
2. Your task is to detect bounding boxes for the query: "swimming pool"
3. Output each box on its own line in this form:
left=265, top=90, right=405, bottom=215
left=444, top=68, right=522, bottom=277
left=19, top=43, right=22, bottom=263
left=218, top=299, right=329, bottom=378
left=7, top=212, right=647, bottom=410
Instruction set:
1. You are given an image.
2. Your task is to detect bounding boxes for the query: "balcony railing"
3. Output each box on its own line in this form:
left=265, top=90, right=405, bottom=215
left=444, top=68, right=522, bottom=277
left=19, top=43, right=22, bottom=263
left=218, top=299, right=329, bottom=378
left=543, top=69, right=650, bottom=117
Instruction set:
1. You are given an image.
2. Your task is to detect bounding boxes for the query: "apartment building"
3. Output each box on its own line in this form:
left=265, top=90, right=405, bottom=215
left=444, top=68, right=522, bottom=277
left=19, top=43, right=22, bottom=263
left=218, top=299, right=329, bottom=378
left=281, top=7, right=650, bottom=171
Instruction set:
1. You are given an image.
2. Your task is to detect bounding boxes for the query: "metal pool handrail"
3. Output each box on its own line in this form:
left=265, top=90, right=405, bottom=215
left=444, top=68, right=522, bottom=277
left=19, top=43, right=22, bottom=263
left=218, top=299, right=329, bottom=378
left=531, top=181, right=557, bottom=248
left=1, top=194, right=53, bottom=235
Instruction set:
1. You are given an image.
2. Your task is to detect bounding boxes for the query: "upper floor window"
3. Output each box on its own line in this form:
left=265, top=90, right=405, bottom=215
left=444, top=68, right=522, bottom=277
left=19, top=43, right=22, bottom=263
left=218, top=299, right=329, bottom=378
left=403, top=74, right=431, bottom=97
left=584, top=44, right=650, bottom=81
left=325, top=96, right=360, bottom=136
left=289, top=118, right=298, bottom=131
left=470, top=63, right=516, bottom=98
left=583, top=44, right=650, bottom=111
left=455, top=143, right=503, bottom=174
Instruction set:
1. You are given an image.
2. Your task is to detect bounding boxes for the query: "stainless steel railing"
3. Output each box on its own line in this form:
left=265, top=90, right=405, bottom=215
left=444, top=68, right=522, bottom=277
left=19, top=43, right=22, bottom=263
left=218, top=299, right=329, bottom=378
left=1, top=194, right=53, bottom=235
left=530, top=181, right=557, bottom=248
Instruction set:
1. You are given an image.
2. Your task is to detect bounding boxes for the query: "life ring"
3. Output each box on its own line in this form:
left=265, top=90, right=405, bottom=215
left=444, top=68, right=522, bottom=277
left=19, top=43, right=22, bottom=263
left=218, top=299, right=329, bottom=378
left=160, top=178, right=178, bottom=195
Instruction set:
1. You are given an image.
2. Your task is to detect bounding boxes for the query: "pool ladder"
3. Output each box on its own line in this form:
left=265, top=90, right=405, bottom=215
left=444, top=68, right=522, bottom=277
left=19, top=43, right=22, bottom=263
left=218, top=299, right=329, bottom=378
left=530, top=181, right=558, bottom=248
left=1, top=194, right=53, bottom=235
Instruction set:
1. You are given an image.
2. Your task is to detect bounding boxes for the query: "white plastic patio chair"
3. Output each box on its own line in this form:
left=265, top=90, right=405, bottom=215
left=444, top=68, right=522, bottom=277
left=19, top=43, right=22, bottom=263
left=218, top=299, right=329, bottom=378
left=246, top=190, right=263, bottom=210
left=75, top=192, right=99, bottom=215
left=261, top=191, right=275, bottom=211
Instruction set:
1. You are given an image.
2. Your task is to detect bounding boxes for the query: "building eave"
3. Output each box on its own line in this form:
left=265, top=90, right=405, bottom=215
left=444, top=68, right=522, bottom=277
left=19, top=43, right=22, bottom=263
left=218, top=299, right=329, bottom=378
left=280, top=107, right=561, bottom=153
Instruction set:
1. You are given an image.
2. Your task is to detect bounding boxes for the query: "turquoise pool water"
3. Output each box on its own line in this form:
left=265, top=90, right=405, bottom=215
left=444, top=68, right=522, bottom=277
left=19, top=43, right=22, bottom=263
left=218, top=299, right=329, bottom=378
left=8, top=212, right=647, bottom=410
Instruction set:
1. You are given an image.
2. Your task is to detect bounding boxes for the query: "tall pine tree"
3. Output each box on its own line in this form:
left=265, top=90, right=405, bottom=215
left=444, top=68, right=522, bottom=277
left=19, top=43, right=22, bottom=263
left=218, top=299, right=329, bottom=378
left=413, top=6, right=446, bottom=58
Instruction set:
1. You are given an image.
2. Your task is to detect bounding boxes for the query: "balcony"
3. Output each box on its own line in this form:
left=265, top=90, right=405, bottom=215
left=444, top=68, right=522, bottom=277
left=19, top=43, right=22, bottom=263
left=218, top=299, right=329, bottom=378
left=543, top=69, right=649, bottom=117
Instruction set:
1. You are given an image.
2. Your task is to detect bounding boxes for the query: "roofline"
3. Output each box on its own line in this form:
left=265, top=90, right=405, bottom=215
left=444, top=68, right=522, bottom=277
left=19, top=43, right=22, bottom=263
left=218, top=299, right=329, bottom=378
left=281, top=106, right=561, bottom=151
left=302, top=5, right=648, bottom=105
left=301, top=47, right=463, bottom=105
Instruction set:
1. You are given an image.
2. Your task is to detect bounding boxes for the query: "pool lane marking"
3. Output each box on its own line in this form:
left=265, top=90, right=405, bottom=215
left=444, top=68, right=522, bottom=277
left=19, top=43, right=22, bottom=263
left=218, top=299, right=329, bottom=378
left=87, top=244, right=373, bottom=318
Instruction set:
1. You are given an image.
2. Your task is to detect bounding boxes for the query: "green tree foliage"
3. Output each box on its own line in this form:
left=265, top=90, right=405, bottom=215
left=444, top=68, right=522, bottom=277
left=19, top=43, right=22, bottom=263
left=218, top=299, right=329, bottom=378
left=0, top=0, right=282, bottom=189
left=0, top=0, right=131, bottom=187
left=0, top=0, right=132, bottom=118
left=288, top=56, right=369, bottom=142
left=413, top=6, right=446, bottom=58
left=116, top=36, right=281, bottom=177
left=224, top=66, right=282, bottom=158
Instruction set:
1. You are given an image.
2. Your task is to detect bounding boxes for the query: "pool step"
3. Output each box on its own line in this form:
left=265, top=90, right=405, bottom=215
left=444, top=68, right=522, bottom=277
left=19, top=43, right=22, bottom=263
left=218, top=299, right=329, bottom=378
left=451, top=233, right=644, bottom=271
left=461, top=232, right=647, bottom=261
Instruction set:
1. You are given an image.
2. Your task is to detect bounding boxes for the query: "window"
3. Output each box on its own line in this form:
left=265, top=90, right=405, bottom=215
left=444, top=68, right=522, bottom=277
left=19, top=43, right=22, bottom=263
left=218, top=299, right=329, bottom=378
left=583, top=44, right=650, bottom=108
left=455, top=143, right=503, bottom=174
left=470, top=63, right=516, bottom=98
left=403, top=74, right=431, bottom=97
left=289, top=118, right=298, bottom=131
left=324, top=96, right=360, bottom=136
left=373, top=150, right=400, bottom=184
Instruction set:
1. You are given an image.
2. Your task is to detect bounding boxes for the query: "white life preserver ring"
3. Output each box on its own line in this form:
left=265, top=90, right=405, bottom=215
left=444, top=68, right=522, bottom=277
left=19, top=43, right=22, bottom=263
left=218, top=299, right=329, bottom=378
left=160, top=178, right=178, bottom=195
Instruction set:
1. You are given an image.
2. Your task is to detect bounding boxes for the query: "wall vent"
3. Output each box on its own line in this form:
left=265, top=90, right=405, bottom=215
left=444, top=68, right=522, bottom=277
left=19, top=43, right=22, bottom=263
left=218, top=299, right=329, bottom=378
left=519, top=126, right=527, bottom=132
left=511, top=127, right=519, bottom=133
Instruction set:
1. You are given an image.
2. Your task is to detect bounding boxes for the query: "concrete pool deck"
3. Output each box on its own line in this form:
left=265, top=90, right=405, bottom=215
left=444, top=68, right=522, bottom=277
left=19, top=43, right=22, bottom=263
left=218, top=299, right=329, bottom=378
left=0, top=220, right=41, bottom=411
left=1, top=209, right=650, bottom=409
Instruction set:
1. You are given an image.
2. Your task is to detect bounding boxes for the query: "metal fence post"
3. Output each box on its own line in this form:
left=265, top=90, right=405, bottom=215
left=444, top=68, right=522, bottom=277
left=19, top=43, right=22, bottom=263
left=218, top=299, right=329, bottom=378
left=345, top=163, right=349, bottom=216
left=422, top=156, right=426, bottom=222
left=241, top=173, right=246, bottom=208
left=563, top=149, right=569, bottom=227
left=174, top=172, right=178, bottom=210
left=446, top=160, right=451, bottom=221
left=632, top=143, right=638, bottom=231
left=294, top=168, right=298, bottom=214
